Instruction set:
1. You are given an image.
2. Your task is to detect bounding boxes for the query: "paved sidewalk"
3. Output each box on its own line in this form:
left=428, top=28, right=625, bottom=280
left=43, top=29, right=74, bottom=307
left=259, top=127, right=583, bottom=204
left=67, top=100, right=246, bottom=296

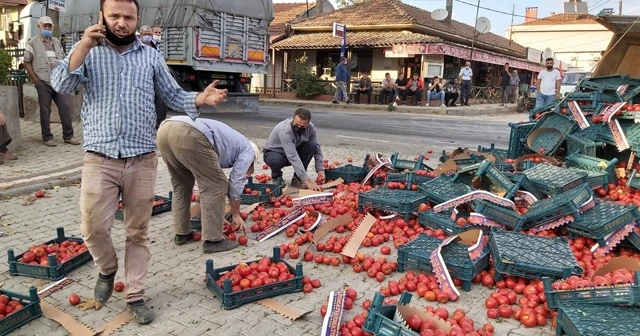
left=0, top=157, right=554, bottom=336
left=0, top=120, right=84, bottom=197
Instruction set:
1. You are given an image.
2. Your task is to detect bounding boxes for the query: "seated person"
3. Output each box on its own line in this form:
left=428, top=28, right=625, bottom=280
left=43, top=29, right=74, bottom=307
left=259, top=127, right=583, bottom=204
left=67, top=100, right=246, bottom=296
left=0, top=113, right=17, bottom=164
left=405, top=73, right=424, bottom=106
left=394, top=73, right=408, bottom=105
left=355, top=72, right=372, bottom=104
left=426, top=76, right=446, bottom=107
left=378, top=72, right=395, bottom=105
left=444, top=81, right=460, bottom=107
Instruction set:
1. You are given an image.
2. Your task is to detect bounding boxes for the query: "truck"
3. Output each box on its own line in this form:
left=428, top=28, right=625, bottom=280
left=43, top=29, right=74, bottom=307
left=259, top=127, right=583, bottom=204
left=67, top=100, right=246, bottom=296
left=20, top=0, right=274, bottom=113
left=592, top=14, right=639, bottom=78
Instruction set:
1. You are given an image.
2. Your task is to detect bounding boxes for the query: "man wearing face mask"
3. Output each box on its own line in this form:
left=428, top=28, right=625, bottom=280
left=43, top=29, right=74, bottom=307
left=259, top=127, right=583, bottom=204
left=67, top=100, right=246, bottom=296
left=50, top=0, right=228, bottom=325
left=263, top=108, right=325, bottom=191
left=151, top=25, right=162, bottom=44
left=138, top=25, right=168, bottom=129
left=24, top=16, right=79, bottom=147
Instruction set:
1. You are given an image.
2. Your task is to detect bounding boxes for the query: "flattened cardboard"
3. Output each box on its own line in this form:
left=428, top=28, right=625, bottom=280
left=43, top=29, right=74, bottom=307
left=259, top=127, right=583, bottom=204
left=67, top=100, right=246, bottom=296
left=96, top=310, right=133, bottom=335
left=396, top=304, right=452, bottom=333
left=594, top=257, right=640, bottom=276
left=41, top=301, right=99, bottom=336
left=434, top=160, right=458, bottom=175
left=340, top=214, right=377, bottom=258
left=257, top=298, right=310, bottom=320
left=322, top=178, right=344, bottom=189
left=310, top=214, right=352, bottom=244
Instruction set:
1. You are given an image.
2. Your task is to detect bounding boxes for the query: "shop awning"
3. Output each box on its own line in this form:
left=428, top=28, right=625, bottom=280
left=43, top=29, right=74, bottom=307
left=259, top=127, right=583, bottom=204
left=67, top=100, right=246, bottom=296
left=271, top=30, right=441, bottom=49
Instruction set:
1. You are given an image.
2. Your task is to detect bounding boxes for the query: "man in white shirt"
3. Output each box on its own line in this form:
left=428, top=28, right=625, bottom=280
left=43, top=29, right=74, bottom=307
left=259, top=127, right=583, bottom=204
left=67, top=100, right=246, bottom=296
left=535, top=57, right=562, bottom=108
left=378, top=72, right=395, bottom=104
left=458, top=61, right=472, bottom=106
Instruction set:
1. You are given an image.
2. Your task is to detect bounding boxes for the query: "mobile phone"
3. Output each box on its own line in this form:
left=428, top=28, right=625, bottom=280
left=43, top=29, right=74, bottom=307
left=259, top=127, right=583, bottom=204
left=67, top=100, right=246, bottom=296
left=98, top=12, right=103, bottom=25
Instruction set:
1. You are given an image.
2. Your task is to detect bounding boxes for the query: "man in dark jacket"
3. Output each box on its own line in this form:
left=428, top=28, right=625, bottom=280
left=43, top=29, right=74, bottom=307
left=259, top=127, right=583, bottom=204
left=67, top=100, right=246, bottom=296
left=332, top=57, right=350, bottom=104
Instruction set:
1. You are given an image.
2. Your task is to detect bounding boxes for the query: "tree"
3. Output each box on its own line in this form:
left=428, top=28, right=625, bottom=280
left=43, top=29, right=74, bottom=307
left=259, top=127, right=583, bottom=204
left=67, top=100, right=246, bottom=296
left=290, top=53, right=326, bottom=99
left=0, top=49, right=12, bottom=84
left=334, top=0, right=366, bottom=8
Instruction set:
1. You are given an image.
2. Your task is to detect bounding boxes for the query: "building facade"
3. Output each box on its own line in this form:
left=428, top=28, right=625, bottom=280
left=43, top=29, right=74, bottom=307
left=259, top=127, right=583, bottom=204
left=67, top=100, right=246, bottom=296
left=269, top=0, right=544, bottom=100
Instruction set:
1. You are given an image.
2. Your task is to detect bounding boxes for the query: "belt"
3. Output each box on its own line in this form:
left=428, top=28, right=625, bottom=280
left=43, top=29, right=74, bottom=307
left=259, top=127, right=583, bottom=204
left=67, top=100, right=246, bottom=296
left=87, top=151, right=154, bottom=159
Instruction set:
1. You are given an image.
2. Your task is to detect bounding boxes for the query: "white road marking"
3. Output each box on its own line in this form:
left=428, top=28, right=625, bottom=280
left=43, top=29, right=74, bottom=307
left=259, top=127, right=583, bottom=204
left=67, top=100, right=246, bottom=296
left=336, top=135, right=390, bottom=143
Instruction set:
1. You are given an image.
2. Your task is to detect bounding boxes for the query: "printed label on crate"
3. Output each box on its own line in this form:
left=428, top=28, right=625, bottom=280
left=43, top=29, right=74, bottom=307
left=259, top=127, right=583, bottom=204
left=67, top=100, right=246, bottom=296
left=529, top=215, right=574, bottom=233
left=617, top=85, right=629, bottom=97
left=515, top=190, right=538, bottom=205
left=380, top=212, right=399, bottom=220
left=255, top=207, right=306, bottom=242
left=292, top=192, right=333, bottom=207
left=38, top=278, right=74, bottom=299
left=568, top=101, right=590, bottom=130
left=578, top=196, right=596, bottom=213
left=361, top=159, right=390, bottom=186
left=321, top=291, right=346, bottom=336
left=627, top=152, right=637, bottom=172
left=467, top=213, right=506, bottom=229
left=300, top=213, right=324, bottom=232
left=433, top=190, right=517, bottom=213
left=430, top=245, right=460, bottom=301
left=603, top=102, right=628, bottom=123
left=609, top=119, right=631, bottom=151
left=591, top=222, right=637, bottom=257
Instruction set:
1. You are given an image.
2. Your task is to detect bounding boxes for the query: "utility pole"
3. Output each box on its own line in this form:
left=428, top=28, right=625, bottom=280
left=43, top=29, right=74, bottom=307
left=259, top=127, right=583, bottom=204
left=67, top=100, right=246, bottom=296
left=509, top=5, right=515, bottom=46
left=619, top=0, right=623, bottom=15
left=469, top=0, right=481, bottom=65
left=44, top=0, right=60, bottom=37
left=445, top=0, right=453, bottom=23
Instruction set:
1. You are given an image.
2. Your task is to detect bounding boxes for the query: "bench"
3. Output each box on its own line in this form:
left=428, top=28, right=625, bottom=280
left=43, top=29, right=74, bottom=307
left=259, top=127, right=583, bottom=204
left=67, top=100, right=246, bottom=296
left=349, top=81, right=384, bottom=104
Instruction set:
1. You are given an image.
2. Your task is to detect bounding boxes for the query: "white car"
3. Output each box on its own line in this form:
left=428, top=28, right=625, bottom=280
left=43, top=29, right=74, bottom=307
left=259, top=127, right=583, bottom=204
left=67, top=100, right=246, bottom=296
left=560, top=71, right=592, bottom=95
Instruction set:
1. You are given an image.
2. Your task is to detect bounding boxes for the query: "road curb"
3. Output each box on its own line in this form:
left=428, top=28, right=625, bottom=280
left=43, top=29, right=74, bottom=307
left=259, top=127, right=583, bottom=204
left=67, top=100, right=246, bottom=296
left=259, top=100, right=518, bottom=116
left=0, top=173, right=83, bottom=198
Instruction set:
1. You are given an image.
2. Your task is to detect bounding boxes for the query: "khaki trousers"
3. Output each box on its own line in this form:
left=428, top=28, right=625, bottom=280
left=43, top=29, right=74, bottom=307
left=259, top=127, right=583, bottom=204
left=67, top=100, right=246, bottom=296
left=156, top=121, right=228, bottom=242
left=80, top=152, right=158, bottom=302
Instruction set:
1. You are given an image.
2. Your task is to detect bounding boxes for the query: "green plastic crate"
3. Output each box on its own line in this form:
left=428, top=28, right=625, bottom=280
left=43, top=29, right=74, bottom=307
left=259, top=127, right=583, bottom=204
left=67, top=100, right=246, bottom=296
left=205, top=247, right=303, bottom=309
left=473, top=200, right=525, bottom=231
left=363, top=292, right=417, bottom=336
left=567, top=200, right=640, bottom=244
left=7, top=227, right=93, bottom=280
left=385, top=172, right=433, bottom=189
left=0, top=287, right=42, bottom=336
left=115, top=192, right=173, bottom=220
left=489, top=228, right=583, bottom=281
left=418, top=210, right=484, bottom=235
left=397, top=233, right=490, bottom=292
left=358, top=188, right=427, bottom=221
left=526, top=112, right=578, bottom=155
left=523, top=183, right=593, bottom=230
left=522, top=164, right=588, bottom=196
left=324, top=164, right=368, bottom=183
left=241, top=177, right=283, bottom=205
left=508, top=122, right=536, bottom=159
left=390, top=153, right=426, bottom=171
left=556, top=302, right=640, bottom=336
left=543, top=270, right=640, bottom=309
left=418, top=176, right=473, bottom=204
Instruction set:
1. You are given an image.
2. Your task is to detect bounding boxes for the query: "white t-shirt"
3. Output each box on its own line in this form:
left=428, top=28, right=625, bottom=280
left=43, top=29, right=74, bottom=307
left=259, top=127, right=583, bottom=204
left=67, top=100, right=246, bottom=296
left=459, top=67, right=473, bottom=80
left=537, top=69, right=562, bottom=95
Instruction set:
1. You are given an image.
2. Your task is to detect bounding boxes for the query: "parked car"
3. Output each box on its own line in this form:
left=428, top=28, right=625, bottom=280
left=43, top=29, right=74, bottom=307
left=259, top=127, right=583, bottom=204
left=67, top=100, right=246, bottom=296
left=560, top=71, right=592, bottom=95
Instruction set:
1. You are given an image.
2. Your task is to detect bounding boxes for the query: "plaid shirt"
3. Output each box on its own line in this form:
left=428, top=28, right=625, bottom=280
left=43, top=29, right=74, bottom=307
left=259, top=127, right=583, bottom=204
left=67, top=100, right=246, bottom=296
left=51, top=39, right=200, bottom=158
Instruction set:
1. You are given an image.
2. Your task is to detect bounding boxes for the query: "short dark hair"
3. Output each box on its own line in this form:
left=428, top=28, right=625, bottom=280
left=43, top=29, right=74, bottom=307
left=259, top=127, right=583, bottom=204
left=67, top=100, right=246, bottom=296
left=433, top=76, right=439, bottom=79
left=293, top=108, right=311, bottom=121
left=385, top=72, right=390, bottom=76
left=100, top=0, right=140, bottom=14
left=505, top=62, right=509, bottom=66
left=545, top=57, right=554, bottom=62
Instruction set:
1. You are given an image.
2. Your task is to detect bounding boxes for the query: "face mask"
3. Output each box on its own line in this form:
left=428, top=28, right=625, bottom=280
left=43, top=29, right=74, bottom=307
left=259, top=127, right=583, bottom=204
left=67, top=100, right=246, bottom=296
left=291, top=124, right=305, bottom=135
left=152, top=35, right=162, bottom=42
left=104, top=16, right=137, bottom=46
left=546, top=65, right=553, bottom=70
left=142, top=35, right=152, bottom=43
left=41, top=30, right=52, bottom=38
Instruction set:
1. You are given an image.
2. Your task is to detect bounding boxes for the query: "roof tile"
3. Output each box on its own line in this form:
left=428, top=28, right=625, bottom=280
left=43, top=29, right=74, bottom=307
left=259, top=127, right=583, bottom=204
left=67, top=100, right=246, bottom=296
left=271, top=30, right=441, bottom=49
left=290, top=0, right=526, bottom=55
left=521, top=13, right=599, bottom=25
left=271, top=3, right=313, bottom=36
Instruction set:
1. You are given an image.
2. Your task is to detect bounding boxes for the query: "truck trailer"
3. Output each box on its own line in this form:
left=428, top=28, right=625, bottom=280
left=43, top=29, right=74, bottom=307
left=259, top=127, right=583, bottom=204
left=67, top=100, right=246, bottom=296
left=23, top=0, right=274, bottom=113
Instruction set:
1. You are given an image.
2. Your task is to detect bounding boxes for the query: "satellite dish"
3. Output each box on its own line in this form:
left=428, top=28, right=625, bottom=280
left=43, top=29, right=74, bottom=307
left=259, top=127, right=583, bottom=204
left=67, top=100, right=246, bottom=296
left=543, top=47, right=554, bottom=59
left=475, top=17, right=491, bottom=34
left=431, top=8, right=449, bottom=21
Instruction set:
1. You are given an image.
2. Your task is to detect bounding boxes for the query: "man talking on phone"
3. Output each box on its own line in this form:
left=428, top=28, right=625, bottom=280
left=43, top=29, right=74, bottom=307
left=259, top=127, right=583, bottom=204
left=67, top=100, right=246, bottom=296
left=51, top=0, right=227, bottom=325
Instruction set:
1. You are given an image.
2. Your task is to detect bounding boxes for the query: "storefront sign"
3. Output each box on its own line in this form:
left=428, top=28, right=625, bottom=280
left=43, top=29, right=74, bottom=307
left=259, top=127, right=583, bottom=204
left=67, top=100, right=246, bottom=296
left=384, top=50, right=413, bottom=58
left=392, top=43, right=544, bottom=72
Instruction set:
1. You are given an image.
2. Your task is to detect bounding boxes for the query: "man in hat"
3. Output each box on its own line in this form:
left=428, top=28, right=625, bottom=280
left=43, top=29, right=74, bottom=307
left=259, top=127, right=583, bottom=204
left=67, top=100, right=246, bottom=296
left=157, top=116, right=259, bottom=253
left=24, top=16, right=79, bottom=147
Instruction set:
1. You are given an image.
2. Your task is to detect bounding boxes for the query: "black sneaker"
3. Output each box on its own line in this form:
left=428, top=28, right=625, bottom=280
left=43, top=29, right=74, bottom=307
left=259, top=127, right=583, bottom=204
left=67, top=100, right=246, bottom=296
left=174, top=232, right=194, bottom=246
left=127, top=300, right=155, bottom=325
left=203, top=240, right=239, bottom=253
left=332, top=101, right=338, bottom=104
left=94, top=272, right=116, bottom=308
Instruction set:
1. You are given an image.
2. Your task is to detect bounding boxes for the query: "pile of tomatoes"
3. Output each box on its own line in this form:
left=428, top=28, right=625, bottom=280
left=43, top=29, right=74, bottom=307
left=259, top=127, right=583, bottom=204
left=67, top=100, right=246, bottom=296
left=0, top=294, right=27, bottom=320
left=18, top=240, right=87, bottom=266
left=216, top=257, right=305, bottom=293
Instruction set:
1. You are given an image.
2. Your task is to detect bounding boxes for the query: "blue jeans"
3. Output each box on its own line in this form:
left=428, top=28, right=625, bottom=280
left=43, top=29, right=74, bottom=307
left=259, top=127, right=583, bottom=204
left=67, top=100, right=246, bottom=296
left=535, top=93, right=555, bottom=109
left=427, top=91, right=445, bottom=103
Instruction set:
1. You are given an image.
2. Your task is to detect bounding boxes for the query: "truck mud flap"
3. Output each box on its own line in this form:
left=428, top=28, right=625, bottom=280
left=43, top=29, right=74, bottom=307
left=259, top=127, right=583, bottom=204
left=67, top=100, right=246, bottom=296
left=199, top=93, right=260, bottom=113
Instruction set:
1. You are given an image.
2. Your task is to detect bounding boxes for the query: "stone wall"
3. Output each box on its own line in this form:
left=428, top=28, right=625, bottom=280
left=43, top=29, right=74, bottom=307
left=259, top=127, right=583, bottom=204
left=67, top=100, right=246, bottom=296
left=22, top=83, right=83, bottom=123
left=0, top=86, right=23, bottom=151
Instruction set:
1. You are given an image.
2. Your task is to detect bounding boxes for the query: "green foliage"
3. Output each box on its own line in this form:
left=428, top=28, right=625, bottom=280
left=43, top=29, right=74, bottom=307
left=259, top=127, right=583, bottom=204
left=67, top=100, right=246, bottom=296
left=335, top=0, right=366, bottom=7
left=387, top=103, right=396, bottom=112
left=290, top=53, right=326, bottom=99
left=0, top=49, right=12, bottom=84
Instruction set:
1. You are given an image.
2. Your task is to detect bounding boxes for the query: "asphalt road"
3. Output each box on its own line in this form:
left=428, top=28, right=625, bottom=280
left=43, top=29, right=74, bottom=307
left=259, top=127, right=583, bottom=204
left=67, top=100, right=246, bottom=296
left=171, top=105, right=528, bottom=156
